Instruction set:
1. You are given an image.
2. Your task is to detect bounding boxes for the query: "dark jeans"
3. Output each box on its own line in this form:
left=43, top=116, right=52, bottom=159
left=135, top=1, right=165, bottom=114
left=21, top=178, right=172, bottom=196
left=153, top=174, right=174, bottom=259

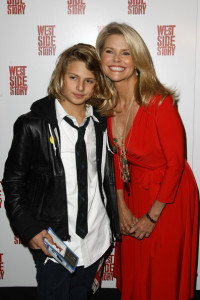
left=35, top=259, right=99, bottom=300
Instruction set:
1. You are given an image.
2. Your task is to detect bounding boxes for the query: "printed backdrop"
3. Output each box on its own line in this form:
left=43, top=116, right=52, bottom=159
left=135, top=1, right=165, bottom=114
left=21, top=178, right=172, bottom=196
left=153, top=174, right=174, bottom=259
left=0, top=0, right=200, bottom=290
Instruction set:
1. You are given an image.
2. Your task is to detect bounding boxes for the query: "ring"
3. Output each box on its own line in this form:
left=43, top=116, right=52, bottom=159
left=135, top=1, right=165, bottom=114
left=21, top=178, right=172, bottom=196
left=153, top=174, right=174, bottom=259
left=130, top=223, right=135, bottom=228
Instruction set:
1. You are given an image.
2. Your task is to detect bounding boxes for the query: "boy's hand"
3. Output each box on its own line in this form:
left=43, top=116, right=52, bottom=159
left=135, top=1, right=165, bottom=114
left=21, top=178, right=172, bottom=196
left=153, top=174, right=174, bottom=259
left=29, top=229, right=54, bottom=257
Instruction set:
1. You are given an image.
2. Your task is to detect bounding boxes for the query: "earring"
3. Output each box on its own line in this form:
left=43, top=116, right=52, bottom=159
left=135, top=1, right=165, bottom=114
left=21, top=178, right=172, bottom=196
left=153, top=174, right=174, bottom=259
left=134, top=66, right=139, bottom=77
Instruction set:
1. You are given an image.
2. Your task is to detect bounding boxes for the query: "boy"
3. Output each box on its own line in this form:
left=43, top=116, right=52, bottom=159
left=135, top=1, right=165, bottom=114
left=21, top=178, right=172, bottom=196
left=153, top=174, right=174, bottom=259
left=2, top=43, right=120, bottom=300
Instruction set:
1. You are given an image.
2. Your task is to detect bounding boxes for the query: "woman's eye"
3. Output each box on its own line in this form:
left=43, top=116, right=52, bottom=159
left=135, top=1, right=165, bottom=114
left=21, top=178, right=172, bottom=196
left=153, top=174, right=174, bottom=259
left=70, top=76, right=77, bottom=80
left=105, top=49, right=113, bottom=54
left=123, top=52, right=130, bottom=56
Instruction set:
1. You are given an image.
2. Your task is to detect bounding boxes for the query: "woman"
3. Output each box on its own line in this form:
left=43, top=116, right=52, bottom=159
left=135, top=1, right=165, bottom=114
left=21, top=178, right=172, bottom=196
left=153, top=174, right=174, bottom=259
left=96, top=22, right=199, bottom=300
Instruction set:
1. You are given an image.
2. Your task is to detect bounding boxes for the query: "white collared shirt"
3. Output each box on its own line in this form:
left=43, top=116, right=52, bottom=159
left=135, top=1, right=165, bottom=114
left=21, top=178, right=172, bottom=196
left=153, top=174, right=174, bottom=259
left=55, top=99, right=111, bottom=268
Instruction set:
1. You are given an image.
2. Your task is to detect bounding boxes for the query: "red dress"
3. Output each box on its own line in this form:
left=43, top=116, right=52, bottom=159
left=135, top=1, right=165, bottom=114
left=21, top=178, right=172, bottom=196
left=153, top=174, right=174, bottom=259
left=107, top=95, right=199, bottom=300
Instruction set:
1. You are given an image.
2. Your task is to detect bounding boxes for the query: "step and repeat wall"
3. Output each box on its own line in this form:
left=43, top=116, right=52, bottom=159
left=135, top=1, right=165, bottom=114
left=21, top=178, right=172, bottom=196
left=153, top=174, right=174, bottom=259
left=0, top=0, right=200, bottom=290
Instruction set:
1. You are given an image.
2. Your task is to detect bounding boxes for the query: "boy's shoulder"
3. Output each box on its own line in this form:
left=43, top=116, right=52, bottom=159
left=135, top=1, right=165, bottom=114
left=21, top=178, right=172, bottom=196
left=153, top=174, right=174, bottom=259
left=13, top=96, right=56, bottom=130
left=93, top=108, right=107, bottom=132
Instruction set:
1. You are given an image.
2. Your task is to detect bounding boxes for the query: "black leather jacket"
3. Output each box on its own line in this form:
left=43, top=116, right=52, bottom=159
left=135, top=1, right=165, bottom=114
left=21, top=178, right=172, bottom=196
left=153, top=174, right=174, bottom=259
left=2, top=96, right=121, bottom=260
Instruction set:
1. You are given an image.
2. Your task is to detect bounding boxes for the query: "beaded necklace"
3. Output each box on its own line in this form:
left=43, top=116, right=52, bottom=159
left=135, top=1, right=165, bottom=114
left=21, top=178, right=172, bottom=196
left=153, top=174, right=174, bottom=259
left=112, top=97, right=135, bottom=185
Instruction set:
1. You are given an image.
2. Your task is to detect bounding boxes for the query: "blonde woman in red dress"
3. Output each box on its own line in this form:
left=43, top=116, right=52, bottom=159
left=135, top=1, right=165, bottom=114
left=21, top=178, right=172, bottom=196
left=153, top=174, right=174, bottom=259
left=96, top=22, right=199, bottom=300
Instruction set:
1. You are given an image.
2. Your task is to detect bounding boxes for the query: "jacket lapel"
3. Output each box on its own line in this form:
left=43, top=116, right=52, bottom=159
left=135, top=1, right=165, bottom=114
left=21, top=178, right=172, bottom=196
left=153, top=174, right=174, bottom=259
left=92, top=113, right=107, bottom=204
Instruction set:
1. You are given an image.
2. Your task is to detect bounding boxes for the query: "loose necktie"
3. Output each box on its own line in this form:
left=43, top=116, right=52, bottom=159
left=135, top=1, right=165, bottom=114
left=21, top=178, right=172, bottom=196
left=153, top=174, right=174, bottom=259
left=64, top=116, right=90, bottom=239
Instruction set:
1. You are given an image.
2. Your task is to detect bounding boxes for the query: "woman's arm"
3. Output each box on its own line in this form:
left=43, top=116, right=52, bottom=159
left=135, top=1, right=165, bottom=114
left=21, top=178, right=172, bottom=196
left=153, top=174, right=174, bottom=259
left=117, top=189, right=138, bottom=235
left=130, top=96, right=185, bottom=239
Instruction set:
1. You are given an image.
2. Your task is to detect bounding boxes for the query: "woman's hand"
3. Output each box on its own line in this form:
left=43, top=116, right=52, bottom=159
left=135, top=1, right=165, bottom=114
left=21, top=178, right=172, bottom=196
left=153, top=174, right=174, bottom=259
left=129, top=214, right=156, bottom=240
left=129, top=200, right=166, bottom=240
left=118, top=204, right=138, bottom=235
left=117, top=189, right=138, bottom=235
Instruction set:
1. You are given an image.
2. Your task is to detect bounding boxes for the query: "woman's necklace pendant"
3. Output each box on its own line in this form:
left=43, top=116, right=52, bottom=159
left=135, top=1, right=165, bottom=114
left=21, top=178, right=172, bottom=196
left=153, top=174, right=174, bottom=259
left=112, top=97, right=135, bottom=184
left=113, top=143, right=118, bottom=153
left=113, top=137, right=118, bottom=153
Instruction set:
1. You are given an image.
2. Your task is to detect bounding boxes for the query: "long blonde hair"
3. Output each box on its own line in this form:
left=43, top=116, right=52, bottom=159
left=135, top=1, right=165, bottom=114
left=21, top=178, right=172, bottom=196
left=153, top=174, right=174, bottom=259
left=96, top=22, right=175, bottom=114
left=48, top=43, right=112, bottom=109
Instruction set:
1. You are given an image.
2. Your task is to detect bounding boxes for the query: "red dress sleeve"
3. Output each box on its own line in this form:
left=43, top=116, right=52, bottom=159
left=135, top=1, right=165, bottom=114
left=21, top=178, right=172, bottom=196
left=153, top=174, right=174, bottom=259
left=155, top=96, right=185, bottom=203
left=107, top=117, right=124, bottom=190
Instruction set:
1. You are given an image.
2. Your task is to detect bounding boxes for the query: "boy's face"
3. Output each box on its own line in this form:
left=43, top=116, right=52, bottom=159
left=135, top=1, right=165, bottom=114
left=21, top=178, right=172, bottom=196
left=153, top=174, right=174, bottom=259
left=62, top=60, right=96, bottom=107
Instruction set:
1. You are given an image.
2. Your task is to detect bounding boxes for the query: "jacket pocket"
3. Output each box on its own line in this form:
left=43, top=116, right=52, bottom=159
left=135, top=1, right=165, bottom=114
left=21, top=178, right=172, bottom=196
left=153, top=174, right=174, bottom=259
left=29, top=175, right=49, bottom=220
left=29, top=174, right=66, bottom=223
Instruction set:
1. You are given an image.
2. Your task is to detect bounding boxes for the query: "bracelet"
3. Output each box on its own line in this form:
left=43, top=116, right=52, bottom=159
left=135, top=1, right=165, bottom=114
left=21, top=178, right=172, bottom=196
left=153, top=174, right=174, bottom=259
left=146, top=213, right=157, bottom=224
